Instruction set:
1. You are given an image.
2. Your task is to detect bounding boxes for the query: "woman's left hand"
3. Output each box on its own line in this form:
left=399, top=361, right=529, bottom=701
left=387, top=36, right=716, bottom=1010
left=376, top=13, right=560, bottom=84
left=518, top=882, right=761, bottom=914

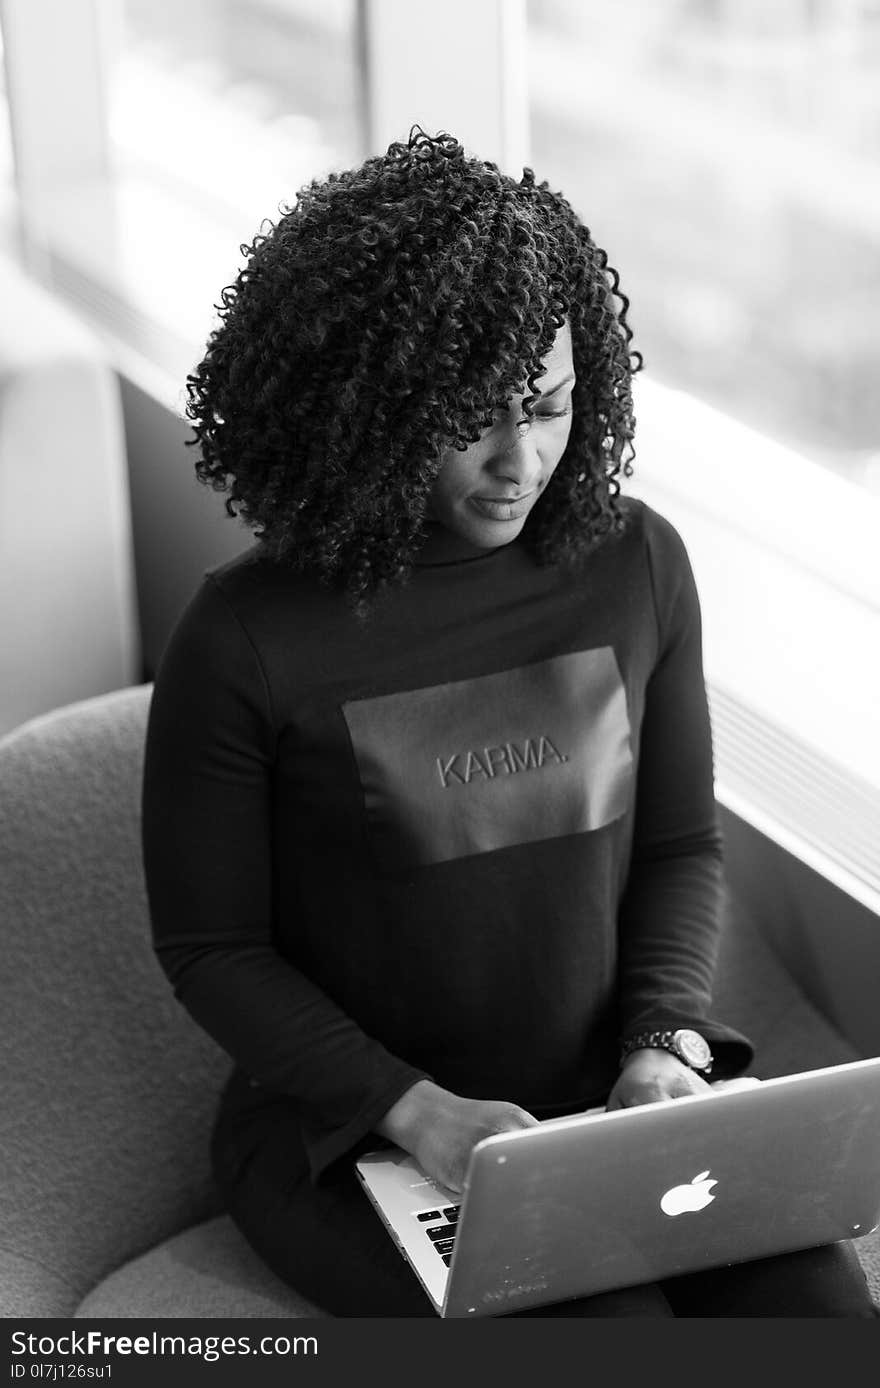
left=605, top=1047, right=714, bottom=1111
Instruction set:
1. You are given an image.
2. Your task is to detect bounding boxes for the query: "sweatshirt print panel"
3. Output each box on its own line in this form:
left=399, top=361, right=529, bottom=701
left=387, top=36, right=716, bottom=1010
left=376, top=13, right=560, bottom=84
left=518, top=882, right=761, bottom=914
left=341, top=647, right=633, bottom=870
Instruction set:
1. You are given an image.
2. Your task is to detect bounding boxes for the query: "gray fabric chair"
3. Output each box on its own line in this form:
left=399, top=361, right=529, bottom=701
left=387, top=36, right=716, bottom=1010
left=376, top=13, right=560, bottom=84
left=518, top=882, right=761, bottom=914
left=1, top=684, right=877, bottom=1317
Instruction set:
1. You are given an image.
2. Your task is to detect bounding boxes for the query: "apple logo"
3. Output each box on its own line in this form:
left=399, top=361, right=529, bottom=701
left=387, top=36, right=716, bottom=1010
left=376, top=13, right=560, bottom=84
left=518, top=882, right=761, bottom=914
left=660, top=1170, right=718, bottom=1217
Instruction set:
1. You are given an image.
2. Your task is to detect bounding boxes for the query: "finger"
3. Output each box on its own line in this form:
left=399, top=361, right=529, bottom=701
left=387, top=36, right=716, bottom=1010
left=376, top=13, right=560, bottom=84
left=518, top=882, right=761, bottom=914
left=669, top=1078, right=709, bottom=1100
left=517, top=1109, right=541, bottom=1128
left=620, top=1088, right=669, bottom=1108
left=443, top=1160, right=465, bottom=1194
left=491, top=1105, right=540, bottom=1132
left=491, top=1112, right=539, bottom=1136
left=666, top=1079, right=696, bottom=1097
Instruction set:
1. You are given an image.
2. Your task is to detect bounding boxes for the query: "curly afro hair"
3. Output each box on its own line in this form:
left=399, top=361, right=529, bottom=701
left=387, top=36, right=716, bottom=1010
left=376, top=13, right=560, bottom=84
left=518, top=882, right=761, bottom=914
left=185, top=125, right=643, bottom=615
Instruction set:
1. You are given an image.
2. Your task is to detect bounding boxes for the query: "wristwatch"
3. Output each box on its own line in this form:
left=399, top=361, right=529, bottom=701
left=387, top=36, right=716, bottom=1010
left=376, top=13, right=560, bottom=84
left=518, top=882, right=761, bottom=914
left=620, top=1028, right=714, bottom=1076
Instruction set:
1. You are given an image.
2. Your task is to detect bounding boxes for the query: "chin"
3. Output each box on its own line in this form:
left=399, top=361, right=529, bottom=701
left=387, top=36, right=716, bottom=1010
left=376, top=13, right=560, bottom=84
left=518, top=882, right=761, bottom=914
left=468, top=519, right=526, bottom=548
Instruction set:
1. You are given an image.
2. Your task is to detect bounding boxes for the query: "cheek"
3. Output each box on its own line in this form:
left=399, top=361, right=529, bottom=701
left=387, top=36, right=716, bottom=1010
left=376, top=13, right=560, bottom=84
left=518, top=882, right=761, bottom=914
left=549, top=419, right=574, bottom=464
left=433, top=449, right=481, bottom=501
left=427, top=467, right=461, bottom=520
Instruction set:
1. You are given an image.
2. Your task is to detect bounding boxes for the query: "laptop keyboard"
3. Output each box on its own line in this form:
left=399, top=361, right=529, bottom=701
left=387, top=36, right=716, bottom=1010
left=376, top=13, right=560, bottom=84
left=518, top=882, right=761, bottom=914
left=414, top=1205, right=461, bottom=1265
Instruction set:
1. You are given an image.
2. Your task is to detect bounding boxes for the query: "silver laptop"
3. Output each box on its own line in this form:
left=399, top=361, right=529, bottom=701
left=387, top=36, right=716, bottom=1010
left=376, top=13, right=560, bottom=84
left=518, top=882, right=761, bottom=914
left=355, top=1059, right=880, bottom=1316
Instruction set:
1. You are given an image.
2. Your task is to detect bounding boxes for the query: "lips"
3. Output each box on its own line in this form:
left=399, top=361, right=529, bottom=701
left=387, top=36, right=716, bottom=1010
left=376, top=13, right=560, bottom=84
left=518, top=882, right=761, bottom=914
left=469, top=491, right=535, bottom=521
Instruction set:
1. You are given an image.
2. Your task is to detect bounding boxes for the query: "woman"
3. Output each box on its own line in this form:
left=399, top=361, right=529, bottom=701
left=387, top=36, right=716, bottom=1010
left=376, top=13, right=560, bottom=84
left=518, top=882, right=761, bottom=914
left=141, top=127, right=875, bottom=1316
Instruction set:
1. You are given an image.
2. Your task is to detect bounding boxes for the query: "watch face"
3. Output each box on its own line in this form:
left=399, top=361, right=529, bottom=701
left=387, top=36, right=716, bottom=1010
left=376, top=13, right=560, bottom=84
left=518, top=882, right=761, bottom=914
left=674, top=1029, right=712, bottom=1070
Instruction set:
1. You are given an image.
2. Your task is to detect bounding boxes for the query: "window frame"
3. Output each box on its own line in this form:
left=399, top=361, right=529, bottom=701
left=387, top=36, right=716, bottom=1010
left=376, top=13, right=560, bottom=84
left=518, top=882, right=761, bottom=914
left=1, top=0, right=877, bottom=910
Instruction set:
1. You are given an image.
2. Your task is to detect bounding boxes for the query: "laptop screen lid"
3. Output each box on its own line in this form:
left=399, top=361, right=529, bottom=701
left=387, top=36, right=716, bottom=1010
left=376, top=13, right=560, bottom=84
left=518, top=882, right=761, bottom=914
left=439, top=1057, right=880, bottom=1317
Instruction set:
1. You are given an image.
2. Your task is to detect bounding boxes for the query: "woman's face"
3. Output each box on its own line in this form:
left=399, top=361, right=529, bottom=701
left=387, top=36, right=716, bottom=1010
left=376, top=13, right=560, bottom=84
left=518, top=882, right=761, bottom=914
left=427, top=320, right=575, bottom=550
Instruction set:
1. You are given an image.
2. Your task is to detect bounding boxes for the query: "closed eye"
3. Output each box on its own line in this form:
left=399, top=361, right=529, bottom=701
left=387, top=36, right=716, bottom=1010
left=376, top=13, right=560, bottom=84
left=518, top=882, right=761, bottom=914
left=535, top=409, right=572, bottom=421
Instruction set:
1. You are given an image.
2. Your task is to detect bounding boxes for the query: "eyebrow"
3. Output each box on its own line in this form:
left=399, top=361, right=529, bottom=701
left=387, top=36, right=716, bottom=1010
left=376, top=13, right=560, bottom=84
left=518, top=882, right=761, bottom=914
left=540, top=371, right=576, bottom=396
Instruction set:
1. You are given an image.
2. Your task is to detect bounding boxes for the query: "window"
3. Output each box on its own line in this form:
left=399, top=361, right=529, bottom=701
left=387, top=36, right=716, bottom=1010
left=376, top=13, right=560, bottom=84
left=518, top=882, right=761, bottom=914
left=109, top=0, right=364, bottom=227
left=100, top=0, right=364, bottom=394
left=527, top=0, right=880, bottom=905
left=2, top=0, right=365, bottom=406
left=3, top=0, right=877, bottom=902
left=527, top=0, right=880, bottom=495
left=0, top=19, right=15, bottom=192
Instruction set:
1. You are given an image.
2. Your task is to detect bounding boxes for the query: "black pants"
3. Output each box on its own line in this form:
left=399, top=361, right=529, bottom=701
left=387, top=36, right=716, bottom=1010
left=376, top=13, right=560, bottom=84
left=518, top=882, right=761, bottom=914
left=211, top=1073, right=878, bottom=1318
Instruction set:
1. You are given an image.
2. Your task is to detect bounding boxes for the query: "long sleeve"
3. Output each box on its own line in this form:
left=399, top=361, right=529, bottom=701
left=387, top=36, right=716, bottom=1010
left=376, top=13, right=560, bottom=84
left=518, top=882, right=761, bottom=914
left=616, top=514, right=753, bottom=1078
left=140, top=574, right=430, bottom=1181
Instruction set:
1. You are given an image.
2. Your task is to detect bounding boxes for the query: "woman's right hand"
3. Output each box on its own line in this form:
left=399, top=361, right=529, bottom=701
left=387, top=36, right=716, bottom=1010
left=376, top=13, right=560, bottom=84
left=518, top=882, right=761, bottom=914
left=375, top=1079, right=539, bottom=1194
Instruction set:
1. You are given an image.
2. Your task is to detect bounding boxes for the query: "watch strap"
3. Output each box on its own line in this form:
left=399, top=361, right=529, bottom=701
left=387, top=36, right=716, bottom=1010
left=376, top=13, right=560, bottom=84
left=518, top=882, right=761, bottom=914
left=620, top=1028, right=713, bottom=1075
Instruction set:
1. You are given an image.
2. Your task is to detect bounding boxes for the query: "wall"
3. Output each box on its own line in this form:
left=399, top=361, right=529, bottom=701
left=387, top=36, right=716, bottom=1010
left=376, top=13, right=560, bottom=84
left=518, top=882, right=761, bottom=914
left=719, top=805, right=880, bottom=1059
left=118, top=373, right=252, bottom=679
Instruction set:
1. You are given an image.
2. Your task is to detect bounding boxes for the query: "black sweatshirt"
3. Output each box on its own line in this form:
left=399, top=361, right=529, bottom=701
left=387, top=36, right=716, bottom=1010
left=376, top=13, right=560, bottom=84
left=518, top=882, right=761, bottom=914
left=141, top=498, right=753, bottom=1182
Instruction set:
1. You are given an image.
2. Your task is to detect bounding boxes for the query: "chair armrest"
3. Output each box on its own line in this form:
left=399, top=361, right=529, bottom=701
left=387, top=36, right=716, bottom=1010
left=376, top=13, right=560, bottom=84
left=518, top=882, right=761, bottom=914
left=0, top=1245, right=81, bottom=1318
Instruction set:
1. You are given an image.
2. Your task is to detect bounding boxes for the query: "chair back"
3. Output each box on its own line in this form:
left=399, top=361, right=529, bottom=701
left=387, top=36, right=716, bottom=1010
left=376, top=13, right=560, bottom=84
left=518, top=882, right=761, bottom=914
left=0, top=684, right=229, bottom=1310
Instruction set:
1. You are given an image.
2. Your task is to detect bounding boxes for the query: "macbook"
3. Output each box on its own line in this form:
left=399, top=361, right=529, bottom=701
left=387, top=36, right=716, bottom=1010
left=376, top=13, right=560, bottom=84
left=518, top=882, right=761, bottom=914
left=355, top=1059, right=880, bottom=1316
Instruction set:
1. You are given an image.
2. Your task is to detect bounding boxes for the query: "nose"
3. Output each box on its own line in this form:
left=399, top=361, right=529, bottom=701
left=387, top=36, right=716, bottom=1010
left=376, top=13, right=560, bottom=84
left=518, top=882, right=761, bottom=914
left=485, top=420, right=543, bottom=495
